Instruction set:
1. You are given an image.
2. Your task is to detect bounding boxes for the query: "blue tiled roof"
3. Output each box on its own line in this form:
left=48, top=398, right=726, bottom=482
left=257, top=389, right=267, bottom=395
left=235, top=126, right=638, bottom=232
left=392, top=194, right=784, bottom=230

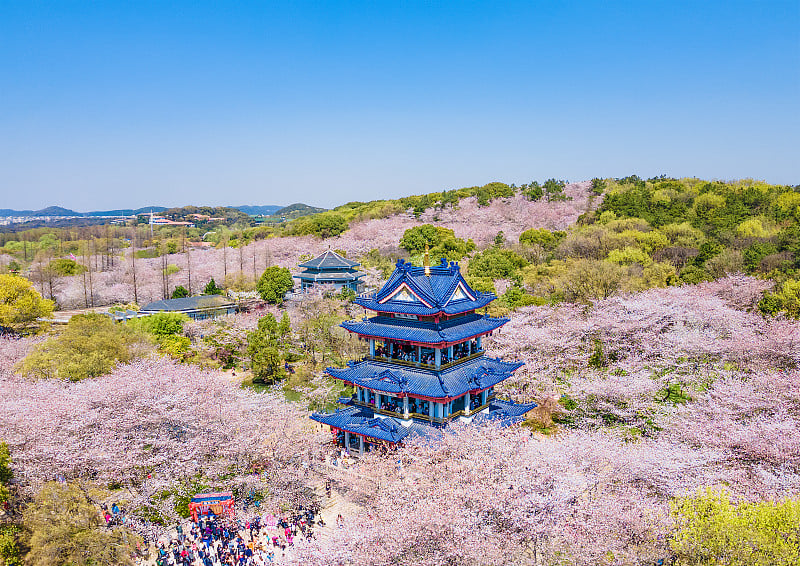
left=341, top=313, right=508, bottom=345
left=473, top=399, right=538, bottom=427
left=354, top=258, right=495, bottom=315
left=312, top=399, right=534, bottom=444
left=326, top=356, right=523, bottom=400
left=311, top=406, right=415, bottom=443
left=299, top=250, right=360, bottom=270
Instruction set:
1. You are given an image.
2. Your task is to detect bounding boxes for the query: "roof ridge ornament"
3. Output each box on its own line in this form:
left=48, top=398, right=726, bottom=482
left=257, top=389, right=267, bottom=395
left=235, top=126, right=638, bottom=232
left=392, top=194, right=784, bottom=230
left=423, top=245, right=431, bottom=276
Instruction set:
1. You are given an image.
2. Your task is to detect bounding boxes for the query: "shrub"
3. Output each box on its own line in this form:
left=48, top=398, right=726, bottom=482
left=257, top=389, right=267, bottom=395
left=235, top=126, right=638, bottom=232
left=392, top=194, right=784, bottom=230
left=606, top=246, right=652, bottom=266
left=501, top=285, right=541, bottom=310
left=130, top=312, right=189, bottom=338
left=16, top=313, right=149, bottom=380
left=670, top=488, right=800, bottom=566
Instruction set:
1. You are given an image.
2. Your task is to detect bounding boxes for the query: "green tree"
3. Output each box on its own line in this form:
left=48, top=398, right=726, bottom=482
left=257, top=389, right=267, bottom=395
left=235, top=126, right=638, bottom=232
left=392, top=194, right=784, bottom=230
left=500, top=284, right=541, bottom=310
left=171, top=285, right=189, bottom=298
left=277, top=311, right=292, bottom=349
left=45, top=258, right=86, bottom=276
left=203, top=278, right=224, bottom=295
left=16, top=314, right=149, bottom=380
left=399, top=224, right=475, bottom=260
left=256, top=266, right=294, bottom=305
left=467, top=248, right=528, bottom=279
left=759, top=279, right=800, bottom=319
left=0, top=524, right=22, bottom=566
left=0, top=442, right=11, bottom=504
left=522, top=181, right=543, bottom=201
left=519, top=228, right=563, bottom=249
left=24, top=482, right=142, bottom=566
left=0, top=274, right=54, bottom=334
left=543, top=178, right=569, bottom=202
left=247, top=314, right=283, bottom=384
left=679, top=265, right=713, bottom=285
left=670, top=488, right=800, bottom=566
left=590, top=177, right=607, bottom=195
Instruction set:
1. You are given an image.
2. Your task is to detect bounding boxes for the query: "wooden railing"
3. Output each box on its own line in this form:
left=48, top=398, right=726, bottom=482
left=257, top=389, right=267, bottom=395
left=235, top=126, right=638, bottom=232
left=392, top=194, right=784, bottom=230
left=364, top=350, right=484, bottom=371
left=351, top=396, right=495, bottom=424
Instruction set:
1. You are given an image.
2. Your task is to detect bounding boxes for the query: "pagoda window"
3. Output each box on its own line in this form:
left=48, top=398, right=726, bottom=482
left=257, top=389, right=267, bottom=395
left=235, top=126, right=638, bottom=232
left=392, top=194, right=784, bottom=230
left=380, top=396, right=404, bottom=416
left=469, top=393, right=482, bottom=411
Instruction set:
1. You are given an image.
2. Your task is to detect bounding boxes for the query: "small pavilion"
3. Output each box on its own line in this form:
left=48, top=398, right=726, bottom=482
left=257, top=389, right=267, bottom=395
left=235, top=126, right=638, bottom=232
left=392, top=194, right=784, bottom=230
left=294, top=249, right=365, bottom=292
left=311, top=255, right=534, bottom=456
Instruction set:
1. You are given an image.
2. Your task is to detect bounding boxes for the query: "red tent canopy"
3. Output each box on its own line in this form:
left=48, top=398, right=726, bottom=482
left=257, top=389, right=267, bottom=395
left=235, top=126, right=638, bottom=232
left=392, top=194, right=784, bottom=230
left=188, top=491, right=235, bottom=522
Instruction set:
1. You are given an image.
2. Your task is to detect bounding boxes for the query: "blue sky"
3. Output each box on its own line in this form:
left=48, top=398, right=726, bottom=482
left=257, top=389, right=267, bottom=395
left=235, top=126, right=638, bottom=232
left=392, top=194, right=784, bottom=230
left=0, top=1, right=797, bottom=210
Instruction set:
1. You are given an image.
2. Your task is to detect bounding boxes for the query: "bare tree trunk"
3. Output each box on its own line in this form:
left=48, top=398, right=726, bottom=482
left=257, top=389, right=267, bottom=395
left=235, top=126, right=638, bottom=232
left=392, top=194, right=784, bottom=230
left=223, top=240, right=228, bottom=282
left=81, top=240, right=89, bottom=308
left=88, top=238, right=95, bottom=307
left=252, top=245, right=257, bottom=283
left=161, top=244, right=169, bottom=300
left=186, top=246, right=192, bottom=296
left=130, top=228, right=138, bottom=305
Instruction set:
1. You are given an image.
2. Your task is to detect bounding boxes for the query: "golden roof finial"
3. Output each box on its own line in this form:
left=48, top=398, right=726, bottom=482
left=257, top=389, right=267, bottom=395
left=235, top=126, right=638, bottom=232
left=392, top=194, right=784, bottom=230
left=423, top=244, right=431, bottom=276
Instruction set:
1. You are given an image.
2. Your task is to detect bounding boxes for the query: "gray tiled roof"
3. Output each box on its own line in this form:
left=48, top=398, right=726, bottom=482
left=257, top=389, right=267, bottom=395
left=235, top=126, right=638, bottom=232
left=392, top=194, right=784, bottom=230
left=298, top=250, right=360, bottom=270
left=140, top=295, right=234, bottom=312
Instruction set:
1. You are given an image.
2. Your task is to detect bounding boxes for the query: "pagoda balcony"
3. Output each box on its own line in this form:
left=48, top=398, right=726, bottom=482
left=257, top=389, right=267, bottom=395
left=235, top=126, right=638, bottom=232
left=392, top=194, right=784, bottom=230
left=364, top=349, right=484, bottom=371
left=350, top=392, right=497, bottom=424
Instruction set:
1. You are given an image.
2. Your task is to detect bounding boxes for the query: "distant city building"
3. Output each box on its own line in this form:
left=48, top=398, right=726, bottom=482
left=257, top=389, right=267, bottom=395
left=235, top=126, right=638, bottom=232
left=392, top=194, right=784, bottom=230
left=139, top=295, right=236, bottom=321
left=294, top=249, right=365, bottom=292
left=311, top=255, right=533, bottom=456
left=141, top=211, right=194, bottom=227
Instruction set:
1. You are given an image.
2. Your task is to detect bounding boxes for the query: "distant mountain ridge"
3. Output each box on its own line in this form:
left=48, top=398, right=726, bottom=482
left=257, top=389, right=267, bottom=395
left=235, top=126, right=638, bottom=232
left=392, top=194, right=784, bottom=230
left=234, top=205, right=282, bottom=216
left=0, top=204, right=310, bottom=217
left=275, top=203, right=326, bottom=215
left=0, top=205, right=169, bottom=217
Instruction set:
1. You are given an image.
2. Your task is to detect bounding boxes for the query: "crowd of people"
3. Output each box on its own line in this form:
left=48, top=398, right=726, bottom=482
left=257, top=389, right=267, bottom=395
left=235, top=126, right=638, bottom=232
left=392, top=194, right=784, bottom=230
left=374, top=341, right=479, bottom=365
left=149, top=506, right=323, bottom=566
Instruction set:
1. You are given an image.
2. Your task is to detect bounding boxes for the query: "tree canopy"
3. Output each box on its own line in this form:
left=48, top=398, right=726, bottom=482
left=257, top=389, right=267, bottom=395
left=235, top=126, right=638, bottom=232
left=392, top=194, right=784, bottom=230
left=399, top=224, right=475, bottom=260
left=670, top=488, right=800, bottom=566
left=256, top=266, right=294, bottom=304
left=24, top=482, right=141, bottom=566
left=15, top=313, right=150, bottom=380
left=246, top=313, right=291, bottom=384
left=0, top=274, right=54, bottom=334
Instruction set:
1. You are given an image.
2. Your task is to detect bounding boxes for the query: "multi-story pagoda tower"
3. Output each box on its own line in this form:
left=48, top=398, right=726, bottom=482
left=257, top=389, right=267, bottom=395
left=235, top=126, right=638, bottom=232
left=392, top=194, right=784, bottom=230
left=311, top=255, right=534, bottom=456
